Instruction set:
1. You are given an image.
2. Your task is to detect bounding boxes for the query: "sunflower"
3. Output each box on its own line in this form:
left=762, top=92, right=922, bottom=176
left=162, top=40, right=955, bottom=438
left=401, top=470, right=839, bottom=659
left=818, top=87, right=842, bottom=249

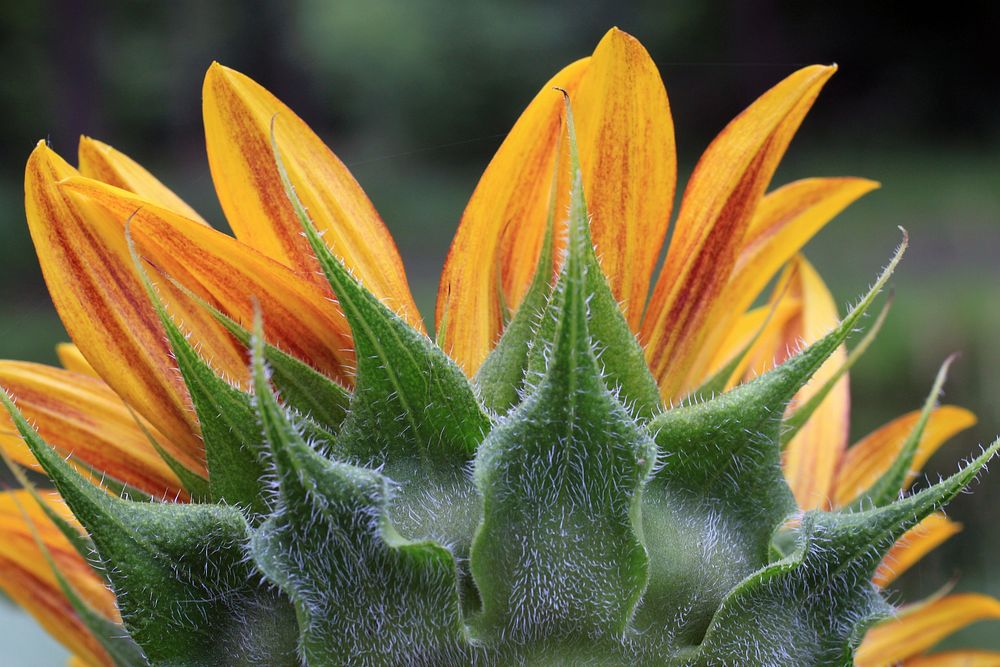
left=1, top=27, right=997, bottom=665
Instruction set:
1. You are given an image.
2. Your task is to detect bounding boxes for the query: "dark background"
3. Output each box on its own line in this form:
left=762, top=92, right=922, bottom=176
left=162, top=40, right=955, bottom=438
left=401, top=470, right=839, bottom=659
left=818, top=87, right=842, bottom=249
left=0, top=0, right=997, bottom=659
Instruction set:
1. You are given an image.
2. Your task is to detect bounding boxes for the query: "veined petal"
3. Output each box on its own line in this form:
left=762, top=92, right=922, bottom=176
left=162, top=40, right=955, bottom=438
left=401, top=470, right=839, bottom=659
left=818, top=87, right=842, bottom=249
left=684, top=177, right=878, bottom=390
left=856, top=594, right=1000, bottom=666
left=202, top=63, right=422, bottom=330
left=642, top=65, right=836, bottom=400
left=874, top=513, right=961, bottom=588
left=61, top=176, right=355, bottom=385
left=569, top=27, right=675, bottom=329
left=905, top=651, right=1000, bottom=666
left=0, top=490, right=115, bottom=667
left=77, top=136, right=207, bottom=224
left=0, top=361, right=186, bottom=498
left=744, top=257, right=849, bottom=509
left=832, top=405, right=977, bottom=507
left=55, top=343, right=99, bottom=378
left=435, top=59, right=589, bottom=374
left=24, top=142, right=213, bottom=471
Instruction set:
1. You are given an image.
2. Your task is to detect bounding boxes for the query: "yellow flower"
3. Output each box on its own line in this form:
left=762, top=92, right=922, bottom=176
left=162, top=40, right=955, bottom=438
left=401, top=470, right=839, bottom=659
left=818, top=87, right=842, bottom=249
left=2, top=27, right=996, bottom=665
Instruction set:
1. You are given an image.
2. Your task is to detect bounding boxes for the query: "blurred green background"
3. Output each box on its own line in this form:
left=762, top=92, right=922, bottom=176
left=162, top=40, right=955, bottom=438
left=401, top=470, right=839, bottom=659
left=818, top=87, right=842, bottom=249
left=0, top=0, right=997, bottom=662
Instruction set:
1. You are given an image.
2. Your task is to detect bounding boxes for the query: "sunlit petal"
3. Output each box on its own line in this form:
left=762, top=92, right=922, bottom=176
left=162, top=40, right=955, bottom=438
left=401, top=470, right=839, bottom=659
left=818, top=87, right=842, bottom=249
left=202, top=63, right=422, bottom=330
left=684, top=177, right=878, bottom=390
left=856, top=594, right=1000, bottom=666
left=77, top=136, right=207, bottom=224
left=24, top=143, right=211, bottom=470
left=435, top=59, right=589, bottom=373
left=61, top=176, right=355, bottom=386
left=642, top=65, right=836, bottom=400
left=0, top=361, right=186, bottom=498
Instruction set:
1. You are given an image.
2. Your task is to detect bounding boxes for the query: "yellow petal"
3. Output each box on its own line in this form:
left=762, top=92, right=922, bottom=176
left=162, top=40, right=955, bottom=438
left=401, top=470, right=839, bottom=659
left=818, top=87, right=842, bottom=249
left=875, top=513, right=962, bottom=587
left=856, top=594, right=1000, bottom=666
left=24, top=142, right=210, bottom=471
left=684, top=176, right=878, bottom=390
left=435, top=59, right=589, bottom=374
left=202, top=63, right=422, bottom=331
left=569, top=27, right=676, bottom=329
left=742, top=257, right=849, bottom=509
left=832, top=405, right=977, bottom=507
left=0, top=490, right=115, bottom=667
left=62, top=176, right=355, bottom=385
left=77, top=136, right=207, bottom=223
left=0, top=360, right=186, bottom=498
left=642, top=65, right=836, bottom=400
left=55, top=343, right=99, bottom=378
left=905, top=651, right=1000, bottom=666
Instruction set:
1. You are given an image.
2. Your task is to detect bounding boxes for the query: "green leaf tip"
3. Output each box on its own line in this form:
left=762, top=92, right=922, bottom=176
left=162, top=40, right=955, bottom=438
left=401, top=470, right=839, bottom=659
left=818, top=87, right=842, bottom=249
left=247, top=307, right=475, bottom=665
left=849, top=353, right=958, bottom=509
left=692, top=435, right=1000, bottom=666
left=125, top=222, right=269, bottom=514
left=637, top=236, right=906, bottom=649
left=271, top=118, right=489, bottom=470
left=469, top=95, right=655, bottom=651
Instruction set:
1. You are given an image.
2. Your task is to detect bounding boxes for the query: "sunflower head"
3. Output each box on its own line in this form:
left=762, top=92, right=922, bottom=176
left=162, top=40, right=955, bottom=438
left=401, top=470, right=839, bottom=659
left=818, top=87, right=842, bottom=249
left=1, top=27, right=997, bottom=666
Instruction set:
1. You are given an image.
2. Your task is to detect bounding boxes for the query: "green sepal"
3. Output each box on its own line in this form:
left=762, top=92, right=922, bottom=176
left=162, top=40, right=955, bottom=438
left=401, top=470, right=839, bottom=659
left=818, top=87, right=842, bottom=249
left=0, top=389, right=299, bottom=667
left=526, top=95, right=662, bottom=421
left=470, top=97, right=655, bottom=651
left=163, top=271, right=351, bottom=432
left=690, top=438, right=1000, bottom=666
left=272, top=126, right=488, bottom=469
left=474, top=145, right=558, bottom=415
left=248, top=321, right=476, bottom=666
left=9, top=491, right=147, bottom=666
left=848, top=354, right=955, bottom=509
left=127, top=228, right=269, bottom=514
left=637, top=237, right=905, bottom=648
left=780, top=293, right=891, bottom=448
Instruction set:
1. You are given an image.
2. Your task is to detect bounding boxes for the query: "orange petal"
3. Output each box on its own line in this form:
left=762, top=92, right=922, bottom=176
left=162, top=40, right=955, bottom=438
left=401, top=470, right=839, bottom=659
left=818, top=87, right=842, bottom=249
left=856, top=594, right=1000, bottom=666
left=24, top=142, right=212, bottom=471
left=435, top=59, right=589, bottom=374
left=684, top=177, right=878, bottom=390
left=905, top=651, right=1000, bottom=666
left=202, top=63, right=422, bottom=331
left=875, top=513, right=962, bottom=587
left=742, top=257, right=849, bottom=509
left=642, top=65, right=836, bottom=400
left=0, top=490, right=115, bottom=667
left=55, top=343, right=99, bottom=378
left=61, top=176, right=356, bottom=385
left=0, top=360, right=186, bottom=498
left=77, top=136, right=207, bottom=224
left=832, top=405, right=977, bottom=507
left=569, top=28, right=675, bottom=329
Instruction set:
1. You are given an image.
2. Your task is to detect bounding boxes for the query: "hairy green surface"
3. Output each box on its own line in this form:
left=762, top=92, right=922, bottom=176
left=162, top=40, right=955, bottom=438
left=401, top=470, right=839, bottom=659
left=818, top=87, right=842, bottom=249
left=0, top=114, right=997, bottom=667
